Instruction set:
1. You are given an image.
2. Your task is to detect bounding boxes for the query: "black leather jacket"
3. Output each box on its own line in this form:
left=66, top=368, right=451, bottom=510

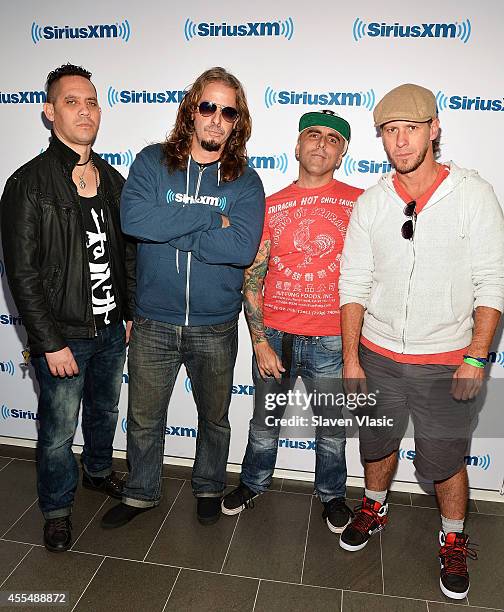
left=0, top=134, right=136, bottom=355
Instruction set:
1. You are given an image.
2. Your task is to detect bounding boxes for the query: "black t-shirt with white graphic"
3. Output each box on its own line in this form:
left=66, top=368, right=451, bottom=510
left=80, top=195, right=120, bottom=329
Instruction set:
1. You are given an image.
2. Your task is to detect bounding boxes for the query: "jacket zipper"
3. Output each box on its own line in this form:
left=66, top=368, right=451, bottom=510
left=382, top=179, right=417, bottom=354
left=402, top=223, right=417, bottom=353
left=184, top=164, right=206, bottom=326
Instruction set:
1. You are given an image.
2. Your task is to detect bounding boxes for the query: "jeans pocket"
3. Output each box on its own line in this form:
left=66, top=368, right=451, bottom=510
left=208, top=318, right=238, bottom=333
left=319, top=335, right=342, bottom=353
left=133, top=315, right=150, bottom=326
left=264, top=327, right=282, bottom=340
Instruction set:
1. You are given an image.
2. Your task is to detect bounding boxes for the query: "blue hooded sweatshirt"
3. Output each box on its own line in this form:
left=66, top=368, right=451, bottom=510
left=121, top=144, right=265, bottom=326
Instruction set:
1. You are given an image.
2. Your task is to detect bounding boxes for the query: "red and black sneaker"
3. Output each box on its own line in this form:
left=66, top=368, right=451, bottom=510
left=339, top=496, right=388, bottom=551
left=438, top=531, right=477, bottom=600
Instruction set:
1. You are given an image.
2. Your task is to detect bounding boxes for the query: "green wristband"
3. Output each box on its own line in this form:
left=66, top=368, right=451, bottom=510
left=463, top=357, right=485, bottom=369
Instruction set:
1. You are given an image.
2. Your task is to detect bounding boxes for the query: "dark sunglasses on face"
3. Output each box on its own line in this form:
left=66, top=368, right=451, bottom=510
left=401, top=200, right=417, bottom=240
left=197, top=101, right=239, bottom=123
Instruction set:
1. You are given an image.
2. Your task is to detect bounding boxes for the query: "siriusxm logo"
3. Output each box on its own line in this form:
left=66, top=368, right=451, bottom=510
left=121, top=417, right=196, bottom=438
left=0, top=314, right=23, bottom=326
left=97, top=150, right=135, bottom=168
left=122, top=373, right=129, bottom=384
left=436, top=91, right=504, bottom=112
left=31, top=20, right=131, bottom=44
left=488, top=351, right=504, bottom=367
left=0, top=259, right=4, bottom=278
left=343, top=156, right=392, bottom=176
left=0, top=404, right=38, bottom=421
left=185, top=377, right=254, bottom=395
left=248, top=154, right=288, bottom=174
left=264, top=87, right=375, bottom=110
left=0, top=90, right=46, bottom=104
left=107, top=87, right=185, bottom=108
left=167, top=191, right=227, bottom=211
left=399, top=449, right=491, bottom=471
left=465, top=454, right=491, bottom=470
left=166, top=425, right=197, bottom=438
left=279, top=438, right=315, bottom=450
left=352, top=18, right=471, bottom=43
left=0, top=360, right=15, bottom=376
left=184, top=17, right=294, bottom=41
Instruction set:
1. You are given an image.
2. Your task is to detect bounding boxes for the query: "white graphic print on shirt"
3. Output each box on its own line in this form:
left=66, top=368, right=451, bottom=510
left=86, top=206, right=117, bottom=324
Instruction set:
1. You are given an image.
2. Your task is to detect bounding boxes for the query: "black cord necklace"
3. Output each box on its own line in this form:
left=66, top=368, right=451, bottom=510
left=76, top=155, right=91, bottom=167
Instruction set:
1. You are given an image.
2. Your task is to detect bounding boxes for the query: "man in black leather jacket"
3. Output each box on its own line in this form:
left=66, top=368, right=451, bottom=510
left=0, top=64, right=136, bottom=552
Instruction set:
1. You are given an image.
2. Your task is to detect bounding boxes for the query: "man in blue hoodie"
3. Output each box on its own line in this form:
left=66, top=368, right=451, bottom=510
left=101, top=67, right=265, bottom=528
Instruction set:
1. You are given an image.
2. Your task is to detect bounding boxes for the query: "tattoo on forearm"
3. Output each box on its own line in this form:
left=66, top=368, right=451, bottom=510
left=244, top=240, right=270, bottom=344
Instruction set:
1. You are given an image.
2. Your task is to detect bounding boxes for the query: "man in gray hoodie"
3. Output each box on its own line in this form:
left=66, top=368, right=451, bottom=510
left=338, top=83, right=504, bottom=600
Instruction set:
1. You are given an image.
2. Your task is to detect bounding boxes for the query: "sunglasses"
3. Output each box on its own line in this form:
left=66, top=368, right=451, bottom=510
left=197, top=101, right=239, bottom=123
left=401, top=200, right=417, bottom=240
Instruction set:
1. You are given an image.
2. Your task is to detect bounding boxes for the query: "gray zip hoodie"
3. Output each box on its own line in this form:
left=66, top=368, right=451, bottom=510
left=339, top=162, right=504, bottom=354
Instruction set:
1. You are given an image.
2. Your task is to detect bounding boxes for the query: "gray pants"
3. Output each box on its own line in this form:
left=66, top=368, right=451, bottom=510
left=357, top=345, right=478, bottom=481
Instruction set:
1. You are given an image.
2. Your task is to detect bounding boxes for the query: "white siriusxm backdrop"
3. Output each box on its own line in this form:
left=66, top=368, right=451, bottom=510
left=0, top=0, right=503, bottom=493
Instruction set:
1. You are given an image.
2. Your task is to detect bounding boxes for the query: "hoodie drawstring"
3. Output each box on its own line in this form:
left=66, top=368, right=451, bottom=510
left=175, top=154, right=193, bottom=275
left=182, top=155, right=193, bottom=324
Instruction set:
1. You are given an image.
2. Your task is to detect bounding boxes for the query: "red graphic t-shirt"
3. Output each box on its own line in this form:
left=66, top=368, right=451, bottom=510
left=262, top=179, right=363, bottom=336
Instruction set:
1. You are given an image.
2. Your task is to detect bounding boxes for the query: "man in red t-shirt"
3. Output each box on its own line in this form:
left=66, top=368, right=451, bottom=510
left=222, top=111, right=363, bottom=533
left=339, top=84, right=504, bottom=600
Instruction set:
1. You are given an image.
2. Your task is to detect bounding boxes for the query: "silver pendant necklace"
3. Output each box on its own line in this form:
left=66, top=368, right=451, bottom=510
left=78, top=160, right=90, bottom=189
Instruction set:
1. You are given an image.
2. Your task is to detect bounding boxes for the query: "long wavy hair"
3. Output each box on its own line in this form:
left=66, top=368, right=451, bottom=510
left=162, top=67, right=252, bottom=182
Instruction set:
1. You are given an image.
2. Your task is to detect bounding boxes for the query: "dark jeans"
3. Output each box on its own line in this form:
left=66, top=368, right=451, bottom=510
left=32, top=323, right=126, bottom=519
left=241, top=327, right=347, bottom=502
left=123, top=316, right=238, bottom=507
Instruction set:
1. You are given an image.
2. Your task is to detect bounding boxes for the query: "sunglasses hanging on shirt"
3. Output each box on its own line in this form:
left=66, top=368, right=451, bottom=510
left=401, top=200, right=417, bottom=240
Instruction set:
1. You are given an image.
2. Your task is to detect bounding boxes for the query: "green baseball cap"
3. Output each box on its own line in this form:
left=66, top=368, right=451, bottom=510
left=299, top=110, right=351, bottom=152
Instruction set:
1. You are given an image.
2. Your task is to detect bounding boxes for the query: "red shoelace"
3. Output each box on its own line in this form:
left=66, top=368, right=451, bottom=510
left=440, top=534, right=478, bottom=576
left=351, top=499, right=385, bottom=533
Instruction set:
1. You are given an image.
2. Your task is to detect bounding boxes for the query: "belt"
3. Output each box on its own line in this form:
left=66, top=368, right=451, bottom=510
left=281, top=332, right=294, bottom=377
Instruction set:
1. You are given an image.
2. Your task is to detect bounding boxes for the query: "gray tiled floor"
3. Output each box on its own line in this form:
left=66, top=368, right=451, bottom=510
left=222, top=490, right=311, bottom=581
left=0, top=444, right=503, bottom=612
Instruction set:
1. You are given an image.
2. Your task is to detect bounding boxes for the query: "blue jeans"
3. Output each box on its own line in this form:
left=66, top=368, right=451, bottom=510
left=241, top=327, right=347, bottom=502
left=32, top=323, right=126, bottom=519
left=123, top=316, right=238, bottom=507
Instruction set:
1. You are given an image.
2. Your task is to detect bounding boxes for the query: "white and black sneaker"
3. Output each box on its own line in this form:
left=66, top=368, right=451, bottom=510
left=322, top=498, right=354, bottom=533
left=339, top=496, right=388, bottom=551
left=439, top=531, right=477, bottom=600
left=221, top=482, right=260, bottom=516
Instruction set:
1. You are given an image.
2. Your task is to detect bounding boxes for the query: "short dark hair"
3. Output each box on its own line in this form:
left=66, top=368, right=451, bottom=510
left=45, top=63, right=94, bottom=103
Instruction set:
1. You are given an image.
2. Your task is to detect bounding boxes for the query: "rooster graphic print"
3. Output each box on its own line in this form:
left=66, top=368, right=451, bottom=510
left=261, top=180, right=363, bottom=336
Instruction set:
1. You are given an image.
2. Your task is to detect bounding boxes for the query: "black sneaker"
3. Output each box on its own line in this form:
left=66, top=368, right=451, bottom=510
left=339, top=496, right=388, bottom=551
left=44, top=516, right=72, bottom=552
left=82, top=471, right=124, bottom=500
left=439, top=531, right=477, bottom=600
left=323, top=498, right=354, bottom=533
left=100, top=503, right=152, bottom=529
left=221, top=483, right=259, bottom=516
left=197, top=497, right=221, bottom=525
